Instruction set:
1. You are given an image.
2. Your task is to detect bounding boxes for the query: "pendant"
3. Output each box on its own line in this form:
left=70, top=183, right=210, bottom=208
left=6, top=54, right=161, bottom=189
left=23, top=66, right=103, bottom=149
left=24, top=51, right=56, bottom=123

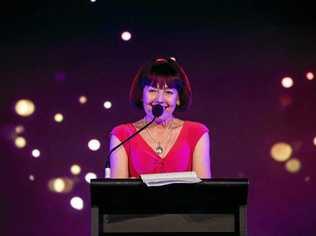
left=156, top=146, right=164, bottom=155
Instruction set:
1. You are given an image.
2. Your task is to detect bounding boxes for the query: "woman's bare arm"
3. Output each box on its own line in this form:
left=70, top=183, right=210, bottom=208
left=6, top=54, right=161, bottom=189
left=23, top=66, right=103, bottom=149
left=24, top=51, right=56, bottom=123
left=109, top=135, right=129, bottom=178
left=192, top=132, right=212, bottom=178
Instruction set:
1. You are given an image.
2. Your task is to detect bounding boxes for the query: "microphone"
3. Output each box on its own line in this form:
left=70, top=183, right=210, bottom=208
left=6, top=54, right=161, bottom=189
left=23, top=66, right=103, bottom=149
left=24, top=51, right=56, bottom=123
left=152, top=104, right=164, bottom=117
left=105, top=104, right=164, bottom=178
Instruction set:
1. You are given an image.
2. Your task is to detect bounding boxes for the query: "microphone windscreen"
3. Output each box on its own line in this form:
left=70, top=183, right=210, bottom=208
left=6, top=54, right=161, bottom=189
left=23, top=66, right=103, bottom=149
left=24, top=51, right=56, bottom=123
left=152, top=104, right=164, bottom=117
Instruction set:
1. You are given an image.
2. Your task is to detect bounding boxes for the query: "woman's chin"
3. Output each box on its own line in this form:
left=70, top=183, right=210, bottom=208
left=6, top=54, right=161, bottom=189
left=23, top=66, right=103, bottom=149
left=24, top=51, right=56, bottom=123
left=155, top=115, right=172, bottom=124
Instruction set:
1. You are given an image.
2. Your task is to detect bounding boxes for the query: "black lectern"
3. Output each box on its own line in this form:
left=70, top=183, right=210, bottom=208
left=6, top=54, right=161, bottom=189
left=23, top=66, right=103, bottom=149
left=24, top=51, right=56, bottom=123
left=90, top=178, right=249, bottom=236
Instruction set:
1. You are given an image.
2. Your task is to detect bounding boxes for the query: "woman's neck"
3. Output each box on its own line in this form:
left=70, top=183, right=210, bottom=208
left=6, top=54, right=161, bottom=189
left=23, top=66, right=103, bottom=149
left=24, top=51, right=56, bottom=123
left=144, top=115, right=174, bottom=129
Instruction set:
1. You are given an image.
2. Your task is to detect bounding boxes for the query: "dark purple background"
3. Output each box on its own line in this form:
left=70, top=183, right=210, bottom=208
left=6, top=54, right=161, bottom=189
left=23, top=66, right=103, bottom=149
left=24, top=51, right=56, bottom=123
left=1, top=1, right=316, bottom=235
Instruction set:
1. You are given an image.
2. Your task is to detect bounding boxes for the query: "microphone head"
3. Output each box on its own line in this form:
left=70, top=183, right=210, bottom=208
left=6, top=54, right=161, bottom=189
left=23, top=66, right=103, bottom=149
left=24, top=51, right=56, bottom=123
left=152, top=104, right=164, bottom=117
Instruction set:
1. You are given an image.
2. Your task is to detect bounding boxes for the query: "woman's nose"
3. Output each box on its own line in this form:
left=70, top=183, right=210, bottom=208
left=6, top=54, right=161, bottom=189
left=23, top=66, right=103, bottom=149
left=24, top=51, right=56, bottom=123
left=156, top=90, right=164, bottom=102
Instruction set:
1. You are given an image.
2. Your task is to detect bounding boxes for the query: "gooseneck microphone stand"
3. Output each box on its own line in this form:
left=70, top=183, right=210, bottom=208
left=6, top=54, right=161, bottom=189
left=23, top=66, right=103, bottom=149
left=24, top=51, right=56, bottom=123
left=104, top=104, right=163, bottom=178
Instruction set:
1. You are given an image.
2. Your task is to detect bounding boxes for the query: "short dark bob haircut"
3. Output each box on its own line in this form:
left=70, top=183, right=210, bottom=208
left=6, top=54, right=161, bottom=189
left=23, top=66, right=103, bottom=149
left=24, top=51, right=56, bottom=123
left=129, top=57, right=192, bottom=112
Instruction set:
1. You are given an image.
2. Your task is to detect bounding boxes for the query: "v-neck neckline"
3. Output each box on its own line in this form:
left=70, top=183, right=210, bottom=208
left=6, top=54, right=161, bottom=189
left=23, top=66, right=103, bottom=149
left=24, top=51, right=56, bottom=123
left=131, top=121, right=186, bottom=160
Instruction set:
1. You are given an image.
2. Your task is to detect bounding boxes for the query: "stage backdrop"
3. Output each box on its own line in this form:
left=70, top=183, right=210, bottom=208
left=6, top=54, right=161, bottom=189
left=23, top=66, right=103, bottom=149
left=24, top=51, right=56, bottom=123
left=1, top=1, right=316, bottom=235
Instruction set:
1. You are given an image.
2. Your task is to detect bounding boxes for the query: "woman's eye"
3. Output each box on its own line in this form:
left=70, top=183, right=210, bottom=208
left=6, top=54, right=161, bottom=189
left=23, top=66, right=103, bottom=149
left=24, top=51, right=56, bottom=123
left=165, top=90, right=174, bottom=95
left=149, top=89, right=157, bottom=93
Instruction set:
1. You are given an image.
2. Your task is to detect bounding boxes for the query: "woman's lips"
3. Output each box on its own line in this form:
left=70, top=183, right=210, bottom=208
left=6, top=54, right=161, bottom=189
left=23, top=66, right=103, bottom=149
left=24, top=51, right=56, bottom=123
left=150, top=103, right=169, bottom=109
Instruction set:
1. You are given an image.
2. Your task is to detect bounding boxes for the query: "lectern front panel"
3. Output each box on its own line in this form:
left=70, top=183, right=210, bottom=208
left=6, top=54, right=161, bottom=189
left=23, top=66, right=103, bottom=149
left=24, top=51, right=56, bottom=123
left=103, top=213, right=235, bottom=233
left=90, top=179, right=248, bottom=236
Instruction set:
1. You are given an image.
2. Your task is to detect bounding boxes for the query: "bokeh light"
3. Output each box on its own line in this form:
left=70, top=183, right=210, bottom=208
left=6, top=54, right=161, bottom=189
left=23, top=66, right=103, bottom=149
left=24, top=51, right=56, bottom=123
left=54, top=113, right=64, bottom=123
left=79, top=96, right=88, bottom=104
left=305, top=176, right=311, bottom=182
left=32, top=149, right=41, bottom=158
left=15, top=99, right=36, bottom=117
left=70, top=164, right=81, bottom=175
left=70, top=196, right=84, bottom=210
left=279, top=95, right=292, bottom=108
left=270, top=142, right=293, bottom=162
left=29, top=175, right=35, bottom=181
left=48, top=177, right=74, bottom=194
left=281, top=77, right=294, bottom=88
left=313, top=137, right=316, bottom=146
left=85, top=172, right=97, bottom=183
left=52, top=178, right=65, bottom=193
left=121, top=31, right=132, bottom=41
left=237, top=172, right=245, bottom=177
left=103, top=101, right=112, bottom=109
left=15, top=125, right=24, bottom=134
left=285, top=158, right=301, bottom=173
left=306, top=72, right=314, bottom=80
left=15, top=136, right=27, bottom=148
left=88, top=139, right=101, bottom=151
left=292, top=140, right=303, bottom=152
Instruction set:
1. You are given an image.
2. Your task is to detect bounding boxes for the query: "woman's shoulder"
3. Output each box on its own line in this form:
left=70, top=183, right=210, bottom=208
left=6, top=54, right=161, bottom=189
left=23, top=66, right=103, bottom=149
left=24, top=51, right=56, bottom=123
left=184, top=120, right=209, bottom=132
left=110, top=122, right=135, bottom=137
left=181, top=120, right=209, bottom=146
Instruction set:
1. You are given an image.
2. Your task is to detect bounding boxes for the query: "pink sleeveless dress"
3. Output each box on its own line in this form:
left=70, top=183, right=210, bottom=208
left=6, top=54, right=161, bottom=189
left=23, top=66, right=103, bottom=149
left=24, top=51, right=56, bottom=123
left=111, top=120, right=208, bottom=178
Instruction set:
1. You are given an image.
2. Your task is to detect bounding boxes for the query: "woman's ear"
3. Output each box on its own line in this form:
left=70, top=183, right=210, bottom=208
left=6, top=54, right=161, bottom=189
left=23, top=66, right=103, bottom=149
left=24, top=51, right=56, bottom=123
left=176, top=99, right=180, bottom=106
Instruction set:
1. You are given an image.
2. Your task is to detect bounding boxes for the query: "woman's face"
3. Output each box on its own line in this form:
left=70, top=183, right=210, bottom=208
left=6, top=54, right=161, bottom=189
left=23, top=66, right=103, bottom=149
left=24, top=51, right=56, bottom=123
left=142, top=84, right=179, bottom=122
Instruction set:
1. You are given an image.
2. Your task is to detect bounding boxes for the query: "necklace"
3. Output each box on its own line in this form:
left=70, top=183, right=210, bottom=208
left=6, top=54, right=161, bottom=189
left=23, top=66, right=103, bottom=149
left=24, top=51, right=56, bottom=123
left=144, top=119, right=174, bottom=155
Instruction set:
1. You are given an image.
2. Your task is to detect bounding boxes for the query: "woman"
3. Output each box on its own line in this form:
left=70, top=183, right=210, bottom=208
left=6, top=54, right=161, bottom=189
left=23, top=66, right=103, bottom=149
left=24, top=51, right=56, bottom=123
left=109, top=57, right=211, bottom=178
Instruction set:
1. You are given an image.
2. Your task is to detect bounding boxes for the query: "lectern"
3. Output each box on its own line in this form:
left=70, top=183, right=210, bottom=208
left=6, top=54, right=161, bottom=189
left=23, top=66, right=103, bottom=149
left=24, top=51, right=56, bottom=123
left=90, top=178, right=249, bottom=236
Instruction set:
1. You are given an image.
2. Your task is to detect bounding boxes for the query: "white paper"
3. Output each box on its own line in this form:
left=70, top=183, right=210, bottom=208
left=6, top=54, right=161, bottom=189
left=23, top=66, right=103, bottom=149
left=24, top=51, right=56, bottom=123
left=140, top=171, right=201, bottom=186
